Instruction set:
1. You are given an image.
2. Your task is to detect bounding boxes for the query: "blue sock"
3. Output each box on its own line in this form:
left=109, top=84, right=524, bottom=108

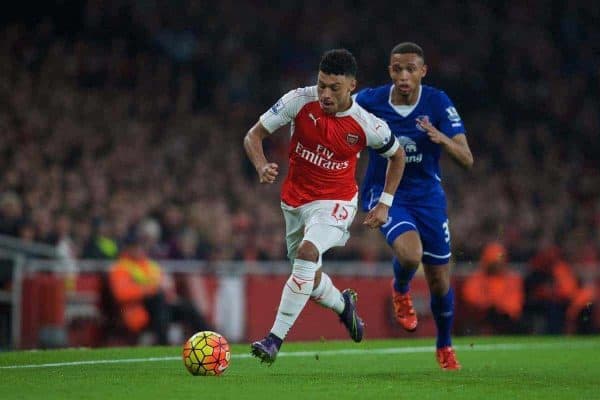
left=392, top=258, right=417, bottom=294
left=431, top=287, right=454, bottom=348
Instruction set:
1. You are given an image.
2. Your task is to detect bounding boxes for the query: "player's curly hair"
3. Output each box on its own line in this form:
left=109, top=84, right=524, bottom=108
left=391, top=42, right=425, bottom=61
left=319, top=49, right=357, bottom=77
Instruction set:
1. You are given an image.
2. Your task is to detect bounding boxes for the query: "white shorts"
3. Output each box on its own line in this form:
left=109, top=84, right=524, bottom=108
left=281, top=195, right=358, bottom=266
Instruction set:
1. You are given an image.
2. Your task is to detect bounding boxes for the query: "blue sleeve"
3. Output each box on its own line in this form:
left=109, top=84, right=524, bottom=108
left=435, top=91, right=465, bottom=138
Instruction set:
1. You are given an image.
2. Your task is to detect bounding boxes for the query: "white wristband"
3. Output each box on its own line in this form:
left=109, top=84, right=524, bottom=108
left=379, top=192, right=394, bottom=207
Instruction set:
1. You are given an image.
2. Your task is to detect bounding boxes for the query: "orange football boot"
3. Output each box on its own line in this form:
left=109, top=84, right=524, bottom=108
left=436, top=346, right=461, bottom=370
left=391, top=282, right=418, bottom=332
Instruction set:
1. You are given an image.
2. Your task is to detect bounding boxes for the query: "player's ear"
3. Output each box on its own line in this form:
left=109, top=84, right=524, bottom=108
left=348, top=77, right=356, bottom=92
left=421, top=64, right=428, bottom=78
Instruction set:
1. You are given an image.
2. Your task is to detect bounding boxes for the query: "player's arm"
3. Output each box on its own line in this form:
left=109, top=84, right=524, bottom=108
left=419, top=92, right=474, bottom=169
left=446, top=133, right=473, bottom=169
left=363, top=144, right=406, bottom=229
left=362, top=120, right=405, bottom=229
left=243, top=122, right=279, bottom=184
left=381, top=145, right=406, bottom=197
left=417, top=117, right=473, bottom=169
left=243, top=87, right=312, bottom=183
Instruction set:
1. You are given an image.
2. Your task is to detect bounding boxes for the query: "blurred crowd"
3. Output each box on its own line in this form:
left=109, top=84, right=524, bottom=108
left=460, top=242, right=596, bottom=335
left=0, top=0, right=599, bottom=276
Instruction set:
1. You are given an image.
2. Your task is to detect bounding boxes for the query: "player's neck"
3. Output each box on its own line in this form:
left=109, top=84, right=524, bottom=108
left=391, top=86, right=420, bottom=106
left=338, top=98, right=353, bottom=113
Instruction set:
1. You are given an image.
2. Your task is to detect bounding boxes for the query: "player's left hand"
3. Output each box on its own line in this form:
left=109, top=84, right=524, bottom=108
left=416, top=117, right=449, bottom=145
left=363, top=204, right=389, bottom=229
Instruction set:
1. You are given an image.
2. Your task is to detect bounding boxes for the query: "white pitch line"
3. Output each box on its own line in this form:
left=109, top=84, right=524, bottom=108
left=0, top=356, right=179, bottom=369
left=0, top=340, right=597, bottom=370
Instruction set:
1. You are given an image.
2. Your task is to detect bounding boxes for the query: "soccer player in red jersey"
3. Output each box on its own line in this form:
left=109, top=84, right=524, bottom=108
left=244, top=49, right=406, bottom=364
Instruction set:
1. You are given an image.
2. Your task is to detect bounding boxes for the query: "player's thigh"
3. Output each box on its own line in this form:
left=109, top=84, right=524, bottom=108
left=413, top=207, right=451, bottom=266
left=391, top=231, right=422, bottom=268
left=380, top=205, right=422, bottom=265
left=281, top=203, right=304, bottom=262
left=302, top=198, right=357, bottom=256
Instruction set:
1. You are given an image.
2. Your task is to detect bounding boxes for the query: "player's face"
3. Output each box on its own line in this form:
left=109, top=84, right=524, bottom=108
left=317, top=71, right=356, bottom=114
left=388, top=53, right=427, bottom=97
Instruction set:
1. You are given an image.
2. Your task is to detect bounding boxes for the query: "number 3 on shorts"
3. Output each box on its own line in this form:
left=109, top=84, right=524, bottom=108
left=442, top=219, right=450, bottom=243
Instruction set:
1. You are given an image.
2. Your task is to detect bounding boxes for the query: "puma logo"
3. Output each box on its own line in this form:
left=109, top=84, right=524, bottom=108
left=308, top=113, right=320, bottom=126
left=292, top=276, right=307, bottom=290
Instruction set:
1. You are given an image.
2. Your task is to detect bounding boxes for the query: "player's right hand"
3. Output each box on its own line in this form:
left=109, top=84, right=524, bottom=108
left=363, top=203, right=389, bottom=229
left=258, top=162, right=279, bottom=184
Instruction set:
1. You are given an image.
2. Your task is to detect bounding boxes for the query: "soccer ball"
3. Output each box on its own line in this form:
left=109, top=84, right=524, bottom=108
left=182, top=331, right=231, bottom=376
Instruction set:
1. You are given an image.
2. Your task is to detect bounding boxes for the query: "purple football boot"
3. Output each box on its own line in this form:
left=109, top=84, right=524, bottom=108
left=250, top=333, right=282, bottom=365
left=339, top=288, right=365, bottom=342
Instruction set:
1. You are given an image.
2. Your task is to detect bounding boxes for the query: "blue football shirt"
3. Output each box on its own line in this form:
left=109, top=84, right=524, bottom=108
left=355, top=84, right=466, bottom=210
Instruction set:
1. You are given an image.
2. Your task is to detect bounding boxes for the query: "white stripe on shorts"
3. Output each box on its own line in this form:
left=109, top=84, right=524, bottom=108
left=385, top=221, right=417, bottom=241
left=423, top=251, right=452, bottom=259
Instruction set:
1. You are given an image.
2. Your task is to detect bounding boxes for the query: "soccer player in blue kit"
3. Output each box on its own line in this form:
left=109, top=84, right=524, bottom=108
left=355, top=42, right=473, bottom=370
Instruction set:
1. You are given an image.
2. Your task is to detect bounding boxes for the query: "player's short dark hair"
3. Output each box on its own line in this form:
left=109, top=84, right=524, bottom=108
left=319, top=49, right=357, bottom=77
left=391, top=42, right=425, bottom=61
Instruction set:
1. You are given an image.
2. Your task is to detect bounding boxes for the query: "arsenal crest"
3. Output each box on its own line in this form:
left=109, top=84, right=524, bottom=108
left=346, top=133, right=359, bottom=145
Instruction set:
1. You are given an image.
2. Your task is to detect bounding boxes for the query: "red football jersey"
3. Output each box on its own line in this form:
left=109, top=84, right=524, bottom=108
left=260, top=86, right=398, bottom=207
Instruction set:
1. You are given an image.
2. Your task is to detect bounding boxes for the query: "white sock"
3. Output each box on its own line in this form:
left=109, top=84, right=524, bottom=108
left=270, top=259, right=316, bottom=340
left=311, top=271, right=345, bottom=314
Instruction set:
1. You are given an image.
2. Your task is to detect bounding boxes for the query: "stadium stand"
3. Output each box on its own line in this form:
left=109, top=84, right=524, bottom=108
left=0, top=1, right=598, bottom=347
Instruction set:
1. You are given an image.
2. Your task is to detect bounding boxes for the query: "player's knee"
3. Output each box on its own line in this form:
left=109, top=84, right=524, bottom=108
left=392, top=236, right=422, bottom=269
left=429, top=280, right=449, bottom=296
left=313, top=269, right=322, bottom=288
left=396, top=251, right=421, bottom=270
left=296, top=240, right=319, bottom=262
left=426, top=273, right=450, bottom=296
left=292, top=258, right=318, bottom=283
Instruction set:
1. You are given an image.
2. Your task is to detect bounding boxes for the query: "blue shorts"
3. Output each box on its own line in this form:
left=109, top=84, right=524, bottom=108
left=378, top=204, right=451, bottom=265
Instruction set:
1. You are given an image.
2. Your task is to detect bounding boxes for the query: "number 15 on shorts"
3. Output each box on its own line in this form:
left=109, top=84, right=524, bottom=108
left=331, top=203, right=350, bottom=222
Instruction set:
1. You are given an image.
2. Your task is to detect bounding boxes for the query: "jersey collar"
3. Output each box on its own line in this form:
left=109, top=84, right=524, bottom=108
left=335, top=98, right=358, bottom=117
left=388, top=84, right=422, bottom=117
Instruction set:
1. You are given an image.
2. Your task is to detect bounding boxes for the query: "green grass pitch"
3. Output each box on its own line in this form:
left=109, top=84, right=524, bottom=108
left=1, top=336, right=599, bottom=400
